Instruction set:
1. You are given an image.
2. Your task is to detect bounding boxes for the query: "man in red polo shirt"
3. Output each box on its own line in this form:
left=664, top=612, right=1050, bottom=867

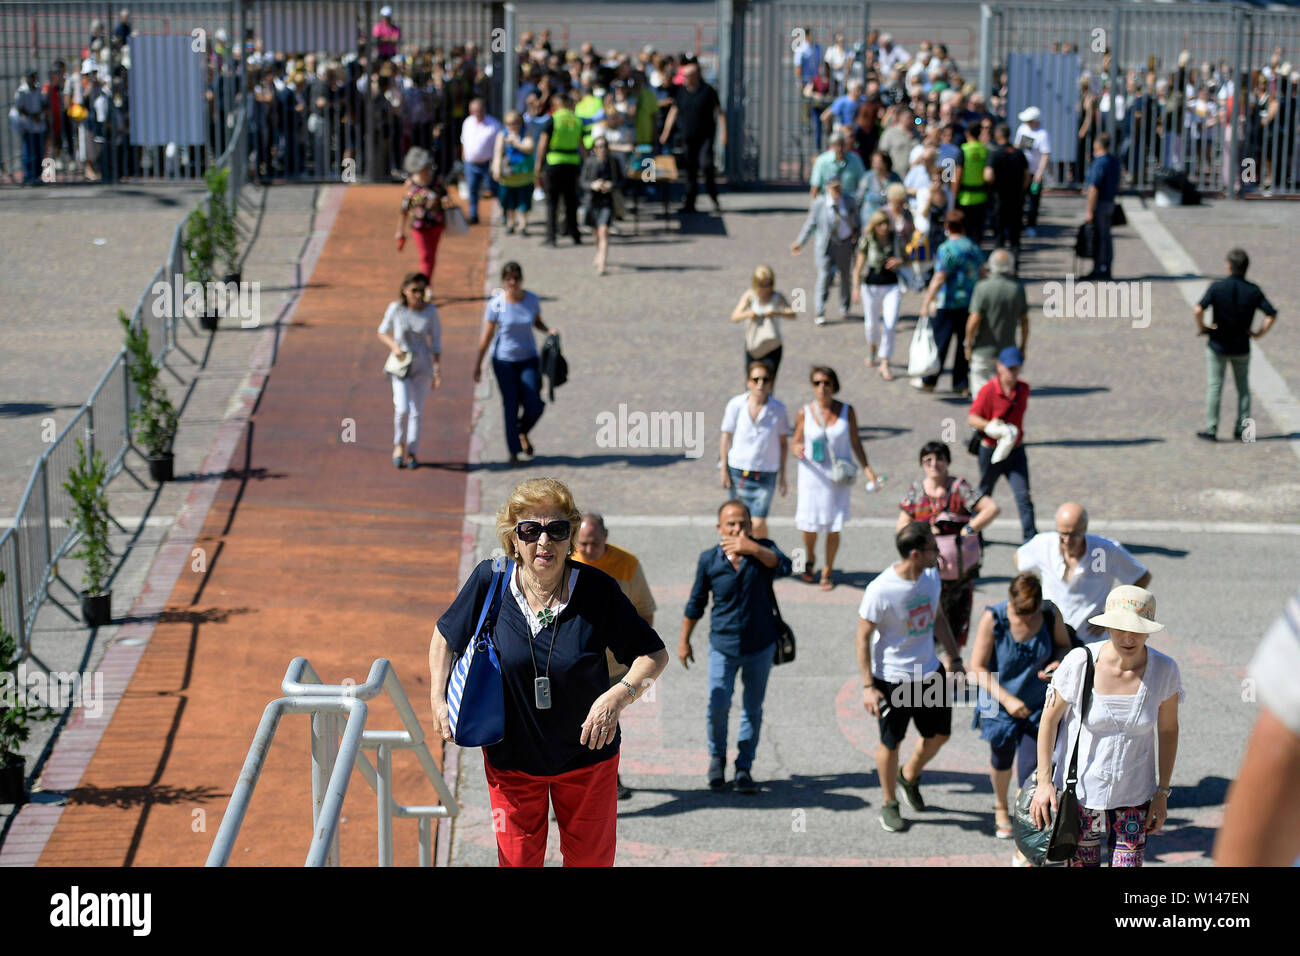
left=968, top=345, right=1036, bottom=543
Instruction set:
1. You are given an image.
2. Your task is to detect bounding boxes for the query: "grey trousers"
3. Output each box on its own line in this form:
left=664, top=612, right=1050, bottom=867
left=815, top=237, right=855, bottom=317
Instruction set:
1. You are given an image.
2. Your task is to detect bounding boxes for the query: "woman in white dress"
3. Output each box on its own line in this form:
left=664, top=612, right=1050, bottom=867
left=790, top=365, right=879, bottom=590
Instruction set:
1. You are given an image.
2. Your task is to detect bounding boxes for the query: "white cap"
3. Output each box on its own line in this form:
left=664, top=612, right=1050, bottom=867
left=215, top=28, right=228, bottom=42
left=380, top=5, right=393, bottom=16
left=1018, top=106, right=1041, bottom=123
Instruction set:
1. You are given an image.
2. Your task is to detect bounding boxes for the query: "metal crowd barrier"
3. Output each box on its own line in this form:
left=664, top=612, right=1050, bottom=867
left=206, top=658, right=458, bottom=867
left=0, top=105, right=247, bottom=659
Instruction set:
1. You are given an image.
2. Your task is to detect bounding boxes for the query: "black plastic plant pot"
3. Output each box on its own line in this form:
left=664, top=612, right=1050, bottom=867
left=147, top=453, right=174, bottom=483
left=222, top=271, right=241, bottom=285
left=0, top=755, right=27, bottom=806
left=80, top=591, right=111, bottom=627
left=199, top=311, right=219, bottom=331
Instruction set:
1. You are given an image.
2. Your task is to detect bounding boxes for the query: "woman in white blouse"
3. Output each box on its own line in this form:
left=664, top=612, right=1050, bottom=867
left=1030, top=585, right=1182, bottom=867
left=378, top=271, right=442, bottom=468
left=720, top=361, right=791, bottom=540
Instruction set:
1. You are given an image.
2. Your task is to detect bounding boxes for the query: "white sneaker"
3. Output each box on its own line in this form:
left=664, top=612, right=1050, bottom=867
left=814, top=315, right=827, bottom=325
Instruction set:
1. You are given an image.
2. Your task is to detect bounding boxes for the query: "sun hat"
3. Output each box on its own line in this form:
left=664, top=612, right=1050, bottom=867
left=1088, top=585, right=1166, bottom=634
left=1018, top=106, right=1041, bottom=123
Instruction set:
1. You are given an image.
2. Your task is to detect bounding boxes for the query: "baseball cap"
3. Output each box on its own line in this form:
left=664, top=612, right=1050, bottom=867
left=998, top=346, right=1024, bottom=368
left=380, top=5, right=393, bottom=16
left=1018, top=106, right=1041, bottom=123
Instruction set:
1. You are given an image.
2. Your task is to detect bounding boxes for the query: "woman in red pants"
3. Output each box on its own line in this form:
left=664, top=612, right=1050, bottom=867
left=429, top=478, right=669, bottom=866
left=396, top=147, right=455, bottom=291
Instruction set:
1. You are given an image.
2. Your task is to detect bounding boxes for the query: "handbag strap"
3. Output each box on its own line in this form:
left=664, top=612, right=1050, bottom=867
left=472, top=559, right=511, bottom=644
left=1063, top=646, right=1096, bottom=789
left=808, top=402, right=843, bottom=468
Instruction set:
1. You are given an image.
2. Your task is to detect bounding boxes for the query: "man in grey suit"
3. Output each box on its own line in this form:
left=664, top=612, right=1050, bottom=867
left=791, top=175, right=859, bottom=325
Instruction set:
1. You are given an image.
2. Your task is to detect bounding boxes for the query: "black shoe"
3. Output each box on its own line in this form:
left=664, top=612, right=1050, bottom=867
left=469, top=215, right=480, bottom=225
left=735, top=768, right=758, bottom=794
left=1233, top=426, right=1245, bottom=440
left=707, top=756, right=727, bottom=791
left=617, top=775, right=633, bottom=800
left=571, top=234, right=583, bottom=245
left=1195, top=430, right=1217, bottom=442
left=542, top=237, right=556, bottom=247
left=710, top=195, right=722, bottom=212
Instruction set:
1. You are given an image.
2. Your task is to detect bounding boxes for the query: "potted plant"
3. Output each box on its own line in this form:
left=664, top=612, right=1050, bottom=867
left=120, top=310, right=179, bottom=481
left=183, top=203, right=218, bottom=331
left=0, top=571, right=52, bottom=805
left=63, top=439, right=112, bottom=626
left=205, top=166, right=240, bottom=286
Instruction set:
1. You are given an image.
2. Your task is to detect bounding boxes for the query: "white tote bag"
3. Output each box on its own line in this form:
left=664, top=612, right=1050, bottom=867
left=907, top=312, right=941, bottom=378
left=443, top=205, right=469, bottom=235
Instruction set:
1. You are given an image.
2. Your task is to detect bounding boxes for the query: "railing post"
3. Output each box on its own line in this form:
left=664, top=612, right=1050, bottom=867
left=418, top=817, right=431, bottom=867
left=85, top=402, right=96, bottom=462
left=39, top=457, right=53, bottom=583
left=377, top=743, right=393, bottom=867
left=978, top=4, right=993, bottom=101
left=10, top=538, right=27, bottom=657
left=310, top=709, right=342, bottom=866
left=121, top=352, right=133, bottom=453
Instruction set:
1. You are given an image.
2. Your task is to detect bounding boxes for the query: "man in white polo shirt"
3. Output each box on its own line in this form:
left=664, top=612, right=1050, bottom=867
left=459, top=97, right=502, bottom=225
left=1014, top=501, right=1151, bottom=644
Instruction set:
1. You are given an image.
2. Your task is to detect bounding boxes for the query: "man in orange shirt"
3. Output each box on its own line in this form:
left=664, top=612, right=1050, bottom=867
left=573, top=513, right=656, bottom=799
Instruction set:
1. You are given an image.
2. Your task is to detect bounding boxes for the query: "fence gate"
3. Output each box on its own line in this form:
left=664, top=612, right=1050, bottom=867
left=729, top=0, right=870, bottom=184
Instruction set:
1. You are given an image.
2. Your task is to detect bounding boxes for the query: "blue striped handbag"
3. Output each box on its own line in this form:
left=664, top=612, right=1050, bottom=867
left=446, top=561, right=510, bottom=747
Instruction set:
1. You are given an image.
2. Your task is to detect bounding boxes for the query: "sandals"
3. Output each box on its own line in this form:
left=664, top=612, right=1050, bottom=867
left=879, top=362, right=895, bottom=381
left=519, top=433, right=535, bottom=457
left=799, top=565, right=818, bottom=584
left=819, top=569, right=835, bottom=591
left=995, top=806, right=1013, bottom=839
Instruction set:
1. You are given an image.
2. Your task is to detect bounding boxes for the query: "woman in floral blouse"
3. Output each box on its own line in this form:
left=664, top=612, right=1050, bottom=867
left=396, top=146, right=457, bottom=292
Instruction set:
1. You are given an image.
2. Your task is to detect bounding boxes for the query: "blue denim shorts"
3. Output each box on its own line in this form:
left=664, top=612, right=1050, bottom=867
left=727, top=467, right=777, bottom=517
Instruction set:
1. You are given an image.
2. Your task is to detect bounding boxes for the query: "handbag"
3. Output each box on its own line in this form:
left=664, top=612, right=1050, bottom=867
left=1075, top=220, right=1096, bottom=260
left=907, top=312, right=941, bottom=378
left=1111, top=201, right=1127, bottom=227
left=444, top=204, right=469, bottom=235
left=1013, top=645, right=1096, bottom=864
left=933, top=480, right=983, bottom=581
left=809, top=403, right=857, bottom=485
left=382, top=311, right=413, bottom=378
left=744, top=294, right=782, bottom=358
left=446, top=560, right=511, bottom=747
left=769, top=579, right=796, bottom=665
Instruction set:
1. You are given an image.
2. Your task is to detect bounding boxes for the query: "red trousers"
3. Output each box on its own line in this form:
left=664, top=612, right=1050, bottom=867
left=412, top=225, right=443, bottom=286
left=483, top=752, right=619, bottom=867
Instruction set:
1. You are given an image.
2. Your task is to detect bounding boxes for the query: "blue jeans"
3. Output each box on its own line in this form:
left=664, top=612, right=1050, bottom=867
left=22, top=130, right=43, bottom=183
left=464, top=160, right=495, bottom=221
left=978, top=443, right=1036, bottom=543
left=707, top=644, right=774, bottom=772
left=726, top=467, right=777, bottom=517
left=492, top=357, right=544, bottom=456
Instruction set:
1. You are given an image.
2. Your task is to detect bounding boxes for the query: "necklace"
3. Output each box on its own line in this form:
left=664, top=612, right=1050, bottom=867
left=522, top=566, right=564, bottom=630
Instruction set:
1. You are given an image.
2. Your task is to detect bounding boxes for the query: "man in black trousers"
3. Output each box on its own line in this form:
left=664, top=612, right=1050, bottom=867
left=659, top=61, right=727, bottom=213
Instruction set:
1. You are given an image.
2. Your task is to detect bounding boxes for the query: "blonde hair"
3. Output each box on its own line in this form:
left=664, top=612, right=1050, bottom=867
left=495, top=478, right=583, bottom=558
left=504, top=109, right=522, bottom=126
left=751, top=264, right=775, bottom=289
left=886, top=182, right=907, bottom=205
left=866, top=209, right=891, bottom=234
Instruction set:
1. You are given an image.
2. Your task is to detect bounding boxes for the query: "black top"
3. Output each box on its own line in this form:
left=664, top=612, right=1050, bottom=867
left=1198, top=276, right=1277, bottom=355
left=672, top=82, right=720, bottom=140
left=683, top=540, right=793, bottom=656
left=987, top=144, right=1029, bottom=205
left=437, top=559, right=664, bottom=777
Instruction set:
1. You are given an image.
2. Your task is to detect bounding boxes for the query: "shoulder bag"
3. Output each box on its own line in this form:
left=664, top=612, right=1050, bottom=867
left=383, top=309, right=413, bottom=379
left=744, top=292, right=782, bottom=358
left=907, top=311, right=941, bottom=378
left=769, top=575, right=796, bottom=665
left=933, top=479, right=983, bottom=581
left=1013, top=645, right=1096, bottom=865
left=446, top=560, right=511, bottom=747
left=810, top=403, right=857, bottom=485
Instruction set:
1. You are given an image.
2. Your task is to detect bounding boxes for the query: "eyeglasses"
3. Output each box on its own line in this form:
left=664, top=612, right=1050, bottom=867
left=516, top=519, right=571, bottom=543
left=812, top=379, right=833, bottom=388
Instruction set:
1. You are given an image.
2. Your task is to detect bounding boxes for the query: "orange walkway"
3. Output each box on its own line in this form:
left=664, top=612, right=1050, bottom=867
left=37, top=187, right=491, bottom=866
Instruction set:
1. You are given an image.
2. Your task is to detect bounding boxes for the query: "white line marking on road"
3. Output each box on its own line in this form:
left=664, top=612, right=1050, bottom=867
left=1127, top=204, right=1300, bottom=463
left=465, top=513, right=1300, bottom=534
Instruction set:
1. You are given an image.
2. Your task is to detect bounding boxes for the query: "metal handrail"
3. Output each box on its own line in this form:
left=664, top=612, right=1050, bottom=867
left=206, top=658, right=458, bottom=867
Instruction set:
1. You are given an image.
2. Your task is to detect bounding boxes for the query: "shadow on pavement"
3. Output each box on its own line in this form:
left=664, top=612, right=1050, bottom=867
left=1024, top=437, right=1164, bottom=448
left=618, top=771, right=876, bottom=817
left=1124, top=543, right=1190, bottom=558
left=473, top=453, right=688, bottom=470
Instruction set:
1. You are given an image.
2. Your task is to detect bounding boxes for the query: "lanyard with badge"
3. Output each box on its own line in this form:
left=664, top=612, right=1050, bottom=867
left=523, top=568, right=562, bottom=709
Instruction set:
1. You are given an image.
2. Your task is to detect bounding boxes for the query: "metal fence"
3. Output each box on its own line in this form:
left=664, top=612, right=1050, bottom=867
left=984, top=1, right=1300, bottom=196
left=0, top=104, right=247, bottom=660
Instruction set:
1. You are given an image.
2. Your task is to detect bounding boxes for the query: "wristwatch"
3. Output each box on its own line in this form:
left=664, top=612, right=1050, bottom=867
left=1155, top=785, right=1172, bottom=798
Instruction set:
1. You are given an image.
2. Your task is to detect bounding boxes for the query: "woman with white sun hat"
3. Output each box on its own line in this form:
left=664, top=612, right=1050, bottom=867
left=1028, top=585, right=1183, bottom=867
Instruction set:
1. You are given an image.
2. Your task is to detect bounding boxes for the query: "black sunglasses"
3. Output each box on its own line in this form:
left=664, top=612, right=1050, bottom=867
left=515, top=519, right=571, bottom=543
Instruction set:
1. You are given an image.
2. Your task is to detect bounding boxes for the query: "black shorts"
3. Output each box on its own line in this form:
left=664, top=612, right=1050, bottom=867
left=873, top=665, right=952, bottom=750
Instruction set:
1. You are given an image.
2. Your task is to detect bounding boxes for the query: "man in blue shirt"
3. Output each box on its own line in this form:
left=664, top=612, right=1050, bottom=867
left=681, top=500, right=793, bottom=793
left=917, top=210, right=986, bottom=395
left=1083, top=131, right=1121, bottom=279
left=824, top=79, right=865, bottom=134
